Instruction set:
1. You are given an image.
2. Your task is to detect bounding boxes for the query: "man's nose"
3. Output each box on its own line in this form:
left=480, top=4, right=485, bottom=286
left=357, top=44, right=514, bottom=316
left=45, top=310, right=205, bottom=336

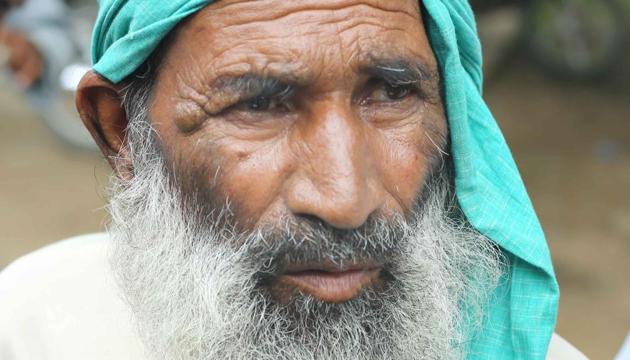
left=284, top=102, right=385, bottom=229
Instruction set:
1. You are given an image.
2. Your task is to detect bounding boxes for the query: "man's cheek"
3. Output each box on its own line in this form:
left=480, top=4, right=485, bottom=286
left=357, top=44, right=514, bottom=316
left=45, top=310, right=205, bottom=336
left=214, top=147, right=291, bottom=227
left=376, top=129, right=440, bottom=212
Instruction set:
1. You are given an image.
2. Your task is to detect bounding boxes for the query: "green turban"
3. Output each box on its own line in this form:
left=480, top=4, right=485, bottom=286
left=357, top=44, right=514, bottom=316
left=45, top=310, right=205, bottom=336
left=92, top=1, right=560, bottom=358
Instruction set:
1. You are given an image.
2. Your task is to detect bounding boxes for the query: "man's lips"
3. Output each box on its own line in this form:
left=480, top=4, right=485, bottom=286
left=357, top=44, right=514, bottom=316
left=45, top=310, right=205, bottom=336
left=271, top=262, right=382, bottom=303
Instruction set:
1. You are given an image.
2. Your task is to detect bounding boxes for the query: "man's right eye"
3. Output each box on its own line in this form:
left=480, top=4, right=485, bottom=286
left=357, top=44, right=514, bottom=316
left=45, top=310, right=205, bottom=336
left=242, top=95, right=272, bottom=112
left=235, top=95, right=292, bottom=114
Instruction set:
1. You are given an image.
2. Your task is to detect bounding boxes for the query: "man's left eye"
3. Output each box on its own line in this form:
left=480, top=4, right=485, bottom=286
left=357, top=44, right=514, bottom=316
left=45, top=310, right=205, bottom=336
left=244, top=96, right=272, bottom=111
left=368, top=83, right=415, bottom=103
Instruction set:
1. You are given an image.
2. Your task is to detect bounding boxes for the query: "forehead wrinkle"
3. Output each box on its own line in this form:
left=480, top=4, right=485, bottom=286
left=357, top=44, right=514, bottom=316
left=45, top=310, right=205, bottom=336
left=199, top=0, right=422, bottom=38
left=177, top=1, right=429, bottom=84
left=198, top=30, right=431, bottom=83
left=202, top=4, right=421, bottom=49
left=206, top=0, right=421, bottom=28
left=331, top=18, right=414, bottom=38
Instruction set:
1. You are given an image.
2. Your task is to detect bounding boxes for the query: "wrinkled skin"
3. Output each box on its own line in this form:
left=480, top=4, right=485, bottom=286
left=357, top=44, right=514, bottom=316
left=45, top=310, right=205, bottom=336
left=77, top=0, right=448, bottom=303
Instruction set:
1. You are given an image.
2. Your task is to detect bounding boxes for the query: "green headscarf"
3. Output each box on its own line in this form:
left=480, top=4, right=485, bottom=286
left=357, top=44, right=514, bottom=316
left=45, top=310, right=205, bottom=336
left=92, top=1, right=559, bottom=358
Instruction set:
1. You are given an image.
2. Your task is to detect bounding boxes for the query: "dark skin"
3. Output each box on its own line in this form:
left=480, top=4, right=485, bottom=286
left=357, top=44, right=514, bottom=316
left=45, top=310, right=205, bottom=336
left=76, top=0, right=448, bottom=304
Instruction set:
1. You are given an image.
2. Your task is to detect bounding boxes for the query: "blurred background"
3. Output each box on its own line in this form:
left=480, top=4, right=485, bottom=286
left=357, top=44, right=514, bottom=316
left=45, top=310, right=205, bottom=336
left=0, top=0, right=628, bottom=358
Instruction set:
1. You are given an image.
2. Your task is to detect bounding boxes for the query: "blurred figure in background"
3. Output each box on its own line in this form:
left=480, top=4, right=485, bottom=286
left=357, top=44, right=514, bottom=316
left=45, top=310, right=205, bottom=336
left=1, top=0, right=97, bottom=150
left=0, top=0, right=79, bottom=90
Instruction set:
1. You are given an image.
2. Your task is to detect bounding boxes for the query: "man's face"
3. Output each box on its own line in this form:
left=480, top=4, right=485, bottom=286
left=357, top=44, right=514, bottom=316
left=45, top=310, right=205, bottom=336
left=102, top=1, right=502, bottom=359
left=149, top=0, right=447, bottom=303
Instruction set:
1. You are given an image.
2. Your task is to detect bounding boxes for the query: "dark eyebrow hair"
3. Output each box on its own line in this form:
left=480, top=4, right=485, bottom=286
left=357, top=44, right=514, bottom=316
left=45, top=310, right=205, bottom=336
left=206, top=58, right=439, bottom=106
left=215, top=74, right=296, bottom=100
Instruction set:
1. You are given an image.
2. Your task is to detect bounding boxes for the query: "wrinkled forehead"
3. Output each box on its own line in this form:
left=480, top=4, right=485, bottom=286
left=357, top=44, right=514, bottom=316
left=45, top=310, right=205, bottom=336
left=159, top=0, right=436, bottom=77
left=193, top=0, right=423, bottom=31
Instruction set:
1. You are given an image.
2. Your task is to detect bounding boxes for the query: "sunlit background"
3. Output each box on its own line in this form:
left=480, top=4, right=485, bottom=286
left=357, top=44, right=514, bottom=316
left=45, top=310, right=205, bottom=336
left=1, top=1, right=628, bottom=359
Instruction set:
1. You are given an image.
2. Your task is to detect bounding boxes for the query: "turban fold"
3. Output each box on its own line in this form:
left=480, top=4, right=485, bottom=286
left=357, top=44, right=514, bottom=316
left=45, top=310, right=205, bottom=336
left=92, top=1, right=559, bottom=358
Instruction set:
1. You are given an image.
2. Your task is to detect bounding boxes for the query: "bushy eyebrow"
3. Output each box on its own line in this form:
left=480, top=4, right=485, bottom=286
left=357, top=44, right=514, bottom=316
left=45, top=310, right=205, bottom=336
left=215, top=74, right=295, bottom=100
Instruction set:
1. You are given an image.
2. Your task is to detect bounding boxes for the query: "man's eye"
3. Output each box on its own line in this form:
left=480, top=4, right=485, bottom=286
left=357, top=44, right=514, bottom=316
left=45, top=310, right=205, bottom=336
left=242, top=96, right=272, bottom=112
left=235, top=95, right=292, bottom=114
left=385, top=84, right=412, bottom=100
left=367, top=83, right=415, bottom=103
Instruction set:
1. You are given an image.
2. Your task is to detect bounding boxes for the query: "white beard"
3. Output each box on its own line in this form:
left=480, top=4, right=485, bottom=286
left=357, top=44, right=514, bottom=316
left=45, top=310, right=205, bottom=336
left=107, top=120, right=504, bottom=360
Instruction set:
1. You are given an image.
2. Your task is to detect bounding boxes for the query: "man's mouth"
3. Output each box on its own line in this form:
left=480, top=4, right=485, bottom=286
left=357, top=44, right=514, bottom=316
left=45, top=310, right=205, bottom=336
left=270, top=261, right=383, bottom=304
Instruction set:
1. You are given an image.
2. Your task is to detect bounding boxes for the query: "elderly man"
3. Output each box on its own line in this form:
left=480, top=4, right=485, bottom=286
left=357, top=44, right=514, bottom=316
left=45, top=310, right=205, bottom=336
left=0, top=0, right=586, bottom=359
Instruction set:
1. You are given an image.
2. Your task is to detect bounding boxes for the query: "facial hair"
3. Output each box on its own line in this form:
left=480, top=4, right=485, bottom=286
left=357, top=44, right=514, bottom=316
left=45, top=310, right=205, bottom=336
left=107, top=116, right=504, bottom=360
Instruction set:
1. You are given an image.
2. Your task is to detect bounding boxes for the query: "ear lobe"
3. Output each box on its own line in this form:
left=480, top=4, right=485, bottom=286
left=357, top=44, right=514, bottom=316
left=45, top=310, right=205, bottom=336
left=76, top=70, right=133, bottom=179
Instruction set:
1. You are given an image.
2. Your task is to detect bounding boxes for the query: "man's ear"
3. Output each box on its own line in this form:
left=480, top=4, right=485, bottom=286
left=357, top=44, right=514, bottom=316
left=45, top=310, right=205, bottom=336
left=76, top=70, right=133, bottom=179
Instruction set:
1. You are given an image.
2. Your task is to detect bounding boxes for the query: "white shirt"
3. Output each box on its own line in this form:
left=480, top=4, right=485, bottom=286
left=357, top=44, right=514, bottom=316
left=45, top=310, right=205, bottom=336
left=0, top=234, right=145, bottom=360
left=0, top=234, right=587, bottom=360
